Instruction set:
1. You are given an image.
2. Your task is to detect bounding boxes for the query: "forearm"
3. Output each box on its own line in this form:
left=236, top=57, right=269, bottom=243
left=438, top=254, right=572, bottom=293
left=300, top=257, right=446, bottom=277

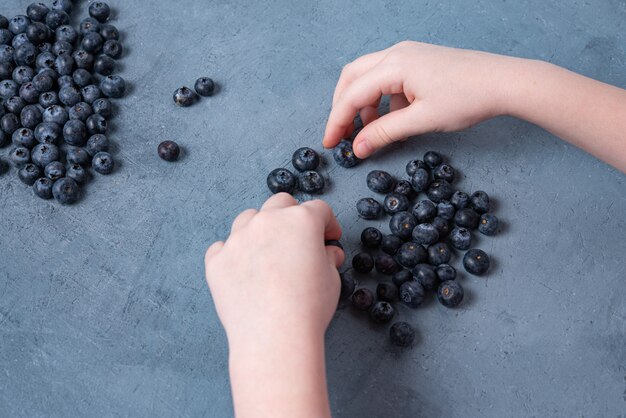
left=503, top=58, right=626, bottom=173
left=228, top=330, right=331, bottom=418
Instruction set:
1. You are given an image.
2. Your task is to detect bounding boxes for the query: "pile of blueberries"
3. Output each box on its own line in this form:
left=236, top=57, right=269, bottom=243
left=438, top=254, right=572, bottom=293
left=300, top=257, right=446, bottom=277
left=0, top=1, right=126, bottom=204
left=341, top=149, right=499, bottom=347
left=266, top=146, right=326, bottom=195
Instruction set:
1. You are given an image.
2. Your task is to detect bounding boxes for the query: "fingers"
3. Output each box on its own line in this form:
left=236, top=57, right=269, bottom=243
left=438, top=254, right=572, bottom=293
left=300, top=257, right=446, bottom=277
left=332, top=50, right=389, bottom=106
left=301, top=200, right=342, bottom=241
left=231, top=209, right=258, bottom=233
left=325, top=246, right=345, bottom=268
left=359, top=105, right=379, bottom=126
left=323, top=63, right=404, bottom=149
left=204, top=241, right=225, bottom=281
left=390, top=93, right=410, bottom=112
left=261, top=192, right=298, bottom=211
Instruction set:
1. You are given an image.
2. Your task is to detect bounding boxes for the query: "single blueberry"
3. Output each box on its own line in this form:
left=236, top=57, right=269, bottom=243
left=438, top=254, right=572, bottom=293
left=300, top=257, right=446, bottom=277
left=413, top=263, right=439, bottom=291
left=291, top=147, right=320, bottom=171
left=399, top=280, right=425, bottom=308
left=81, top=32, right=104, bottom=54
left=437, top=200, right=455, bottom=220
left=351, top=288, right=374, bottom=311
left=478, top=213, right=499, bottom=236
left=381, top=234, right=403, bottom=255
left=0, top=45, right=15, bottom=65
left=431, top=216, right=451, bottom=237
left=0, top=15, right=8, bottom=30
left=19, top=82, right=39, bottom=103
left=12, top=128, right=36, bottom=148
left=426, top=180, right=454, bottom=203
left=0, top=29, right=12, bottom=46
left=57, top=75, right=74, bottom=89
left=406, top=159, right=428, bottom=177
left=59, top=85, right=82, bottom=106
left=79, top=17, right=100, bottom=35
left=266, top=168, right=296, bottom=194
left=435, top=264, right=456, bottom=282
left=375, top=254, right=399, bottom=275
left=366, top=170, right=394, bottom=193
left=423, top=150, right=443, bottom=168
left=412, top=223, right=439, bottom=246
left=39, top=91, right=59, bottom=108
left=99, top=24, right=119, bottom=41
left=332, top=139, right=360, bottom=168
left=12, top=66, right=35, bottom=84
left=18, top=163, right=41, bottom=185
left=0, top=62, right=14, bottom=80
left=66, top=163, right=87, bottom=183
left=299, top=171, right=325, bottom=194
left=397, top=242, right=427, bottom=268
left=14, top=42, right=38, bottom=66
left=449, top=227, right=471, bottom=250
left=55, top=25, right=78, bottom=44
left=31, top=143, right=60, bottom=167
left=157, top=140, right=180, bottom=162
left=437, top=281, right=464, bottom=308
left=52, top=176, right=79, bottom=204
left=369, top=301, right=395, bottom=324
left=52, top=0, right=73, bottom=14
left=173, top=86, right=196, bottom=107
left=9, top=146, right=31, bottom=167
left=1, top=113, right=20, bottom=134
left=102, top=40, right=123, bottom=59
left=89, top=2, right=111, bottom=23
left=410, top=168, right=430, bottom=192
left=44, top=161, right=65, bottom=181
left=42, top=105, right=68, bottom=125
left=393, top=179, right=414, bottom=198
left=390, top=322, right=415, bottom=347
left=34, top=122, right=62, bottom=144
left=389, top=211, right=417, bottom=241
left=72, top=50, right=94, bottom=70
left=69, top=102, right=93, bottom=121
left=352, top=252, right=374, bottom=273
left=427, top=242, right=452, bottom=266
left=52, top=40, right=73, bottom=56
left=0, top=80, right=19, bottom=99
left=9, top=16, right=31, bottom=36
left=360, top=227, right=382, bottom=248
left=339, top=273, right=355, bottom=301
left=54, top=54, right=75, bottom=76
left=26, top=22, right=48, bottom=44
left=72, top=69, right=93, bottom=88
left=392, top=269, right=413, bottom=287
left=412, top=200, right=437, bottom=223
left=383, top=192, right=409, bottom=215
left=356, top=197, right=382, bottom=220
left=454, top=208, right=479, bottom=230
left=63, top=119, right=87, bottom=146
left=85, top=113, right=107, bottom=135
left=92, top=151, right=114, bottom=174
left=194, top=77, right=215, bottom=97
left=376, top=282, right=399, bottom=302
left=66, top=147, right=90, bottom=165
left=33, top=177, right=53, bottom=199
left=100, top=75, right=125, bottom=98
left=21, top=104, right=42, bottom=129
left=27, top=3, right=50, bottom=22
left=470, top=191, right=490, bottom=214
left=91, top=98, right=112, bottom=118
left=463, top=249, right=490, bottom=275
left=93, top=55, right=115, bottom=76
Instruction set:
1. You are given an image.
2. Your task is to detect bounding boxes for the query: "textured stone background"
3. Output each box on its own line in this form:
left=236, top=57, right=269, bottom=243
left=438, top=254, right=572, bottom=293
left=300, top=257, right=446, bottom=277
left=1, top=0, right=625, bottom=417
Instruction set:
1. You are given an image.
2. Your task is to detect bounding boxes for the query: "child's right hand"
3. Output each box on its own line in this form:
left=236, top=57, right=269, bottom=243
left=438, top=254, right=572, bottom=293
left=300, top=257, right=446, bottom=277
left=323, top=41, right=519, bottom=158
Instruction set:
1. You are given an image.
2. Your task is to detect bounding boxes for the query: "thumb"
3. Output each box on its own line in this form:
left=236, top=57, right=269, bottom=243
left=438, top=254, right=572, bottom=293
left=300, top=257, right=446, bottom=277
left=325, top=246, right=345, bottom=268
left=352, top=104, right=433, bottom=158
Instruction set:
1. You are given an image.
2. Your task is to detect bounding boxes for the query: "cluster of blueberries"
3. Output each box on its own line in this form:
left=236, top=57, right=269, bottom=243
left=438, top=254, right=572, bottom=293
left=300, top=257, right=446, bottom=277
left=337, top=150, right=500, bottom=348
left=0, top=1, right=126, bottom=204
left=266, top=147, right=326, bottom=195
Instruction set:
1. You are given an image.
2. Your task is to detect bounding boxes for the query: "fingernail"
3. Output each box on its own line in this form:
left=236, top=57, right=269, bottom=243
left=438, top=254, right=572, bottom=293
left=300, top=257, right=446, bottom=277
left=355, top=140, right=371, bottom=157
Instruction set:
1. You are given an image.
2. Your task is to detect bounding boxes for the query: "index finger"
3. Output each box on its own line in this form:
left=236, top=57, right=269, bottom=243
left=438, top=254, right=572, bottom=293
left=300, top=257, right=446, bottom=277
left=301, top=200, right=342, bottom=242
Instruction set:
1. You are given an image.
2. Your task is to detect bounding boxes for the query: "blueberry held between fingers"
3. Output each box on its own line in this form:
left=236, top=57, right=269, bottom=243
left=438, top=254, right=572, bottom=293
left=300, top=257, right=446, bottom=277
left=437, top=281, right=464, bottom=308
left=435, top=264, right=456, bottom=281
left=92, top=151, right=114, bottom=174
left=412, top=223, right=439, bottom=246
left=173, top=86, right=196, bottom=107
left=267, top=168, right=296, bottom=194
left=427, top=242, right=452, bottom=266
left=383, top=192, right=409, bottom=215
left=158, top=140, right=180, bottom=162
left=463, top=249, right=490, bottom=275
left=33, top=177, right=53, bottom=199
left=52, top=177, right=79, bottom=204
left=478, top=213, right=499, bottom=236
left=333, top=139, right=360, bottom=168
left=470, top=191, right=490, bottom=214
left=413, top=263, right=439, bottom=291
left=18, top=163, right=41, bottom=185
left=449, top=227, right=472, bottom=250
left=291, top=147, right=320, bottom=171
left=352, top=252, right=374, bottom=273
left=397, top=242, right=427, bottom=268
left=390, top=322, right=415, bottom=347
left=194, top=77, right=215, bottom=97
left=369, top=301, right=395, bottom=324
left=298, top=171, right=325, bottom=193
left=351, top=288, right=374, bottom=311
left=325, top=240, right=343, bottom=250
left=360, top=227, right=382, bottom=248
left=454, top=208, right=479, bottom=230
left=389, top=211, right=417, bottom=240
left=375, top=254, right=399, bottom=275
left=400, top=280, right=425, bottom=308
left=366, top=170, right=395, bottom=194
left=381, top=234, right=403, bottom=255
left=392, top=269, right=413, bottom=287
left=376, top=282, right=399, bottom=302
left=356, top=197, right=382, bottom=220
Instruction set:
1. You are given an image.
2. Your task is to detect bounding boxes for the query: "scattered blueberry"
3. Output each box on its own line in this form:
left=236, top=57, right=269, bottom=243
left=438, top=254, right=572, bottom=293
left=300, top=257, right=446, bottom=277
left=12, top=128, right=36, bottom=148
left=299, top=171, right=325, bottom=194
left=426, top=180, right=454, bottom=203
left=44, top=161, right=65, bottom=181
left=413, top=263, right=439, bottom=291
left=376, top=282, right=399, bottom=302
left=99, top=24, right=119, bottom=41
left=66, top=163, right=87, bottom=183
left=435, top=264, right=456, bottom=282
left=59, top=85, right=82, bottom=106
left=381, top=234, right=403, bottom=255
left=18, top=163, right=41, bottom=185
left=399, top=280, right=425, bottom=308
left=92, top=151, right=114, bottom=174
left=66, top=147, right=90, bottom=166
left=392, top=269, right=413, bottom=287
left=431, top=216, right=451, bottom=237
left=52, top=176, right=79, bottom=204
left=463, top=249, right=490, bottom=275
left=423, top=151, right=443, bottom=168
left=102, top=40, right=123, bottom=59
left=406, top=159, right=428, bottom=177
left=412, top=223, right=439, bottom=246
left=339, top=273, right=355, bottom=301
left=72, top=49, right=94, bottom=70
left=291, top=147, right=320, bottom=171
left=9, top=146, right=31, bottom=167
left=26, top=3, right=50, bottom=22
left=266, top=168, right=296, bottom=194
left=85, top=113, right=107, bottom=135
left=470, top=191, right=491, bottom=214
left=361, top=227, right=382, bottom=248
left=410, top=168, right=430, bottom=192
left=69, top=102, right=94, bottom=122
left=389, top=211, right=417, bottom=240
left=437, top=281, right=464, bottom=308
left=397, top=242, right=427, bottom=268
left=352, top=252, right=374, bottom=273
left=356, top=197, right=382, bottom=220
left=194, top=77, right=215, bottom=97
left=351, top=288, right=374, bottom=311
left=31, top=143, right=60, bottom=167
left=412, top=200, right=437, bottom=223
left=375, top=254, right=399, bottom=275
left=99, top=75, right=125, bottom=98
left=390, top=322, right=415, bottom=347
left=478, top=213, right=499, bottom=236
left=92, top=98, right=113, bottom=118
left=383, top=192, right=409, bottom=215
left=81, top=32, right=104, bottom=54
left=158, top=140, right=180, bottom=162
left=369, top=301, right=395, bottom=324
left=173, top=86, right=196, bottom=107
left=393, top=179, right=414, bottom=197
left=63, top=119, right=87, bottom=146
left=93, top=55, right=115, bottom=76
left=437, top=200, right=455, bottom=220
left=449, top=227, right=472, bottom=250
left=427, top=242, right=452, bottom=265
left=33, top=177, right=53, bottom=199
left=89, top=2, right=111, bottom=23
left=454, top=208, right=479, bottom=230
left=42, top=105, right=68, bottom=125
left=366, top=170, right=395, bottom=194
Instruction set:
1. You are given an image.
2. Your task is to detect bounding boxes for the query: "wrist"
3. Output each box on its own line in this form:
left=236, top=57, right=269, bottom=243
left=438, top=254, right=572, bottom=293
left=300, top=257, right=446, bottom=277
left=496, top=56, right=551, bottom=118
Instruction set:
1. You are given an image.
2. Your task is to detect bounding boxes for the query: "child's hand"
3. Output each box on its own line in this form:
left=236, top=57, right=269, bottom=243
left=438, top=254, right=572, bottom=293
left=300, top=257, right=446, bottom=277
left=323, top=41, right=515, bottom=158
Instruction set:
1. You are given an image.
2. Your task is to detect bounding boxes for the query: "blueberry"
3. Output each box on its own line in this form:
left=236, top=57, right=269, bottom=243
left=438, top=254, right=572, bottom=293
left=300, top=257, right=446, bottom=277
left=376, top=282, right=399, bottom=302
left=9, top=16, right=31, bottom=35
left=0, top=80, right=19, bottom=99
left=72, top=50, right=94, bottom=70
left=52, top=177, right=79, bottom=204
left=412, top=223, right=439, bottom=246
left=194, top=77, right=215, bottom=97
left=291, top=147, right=320, bottom=171
left=366, top=170, right=394, bottom=193
left=352, top=252, right=374, bottom=273
left=12, top=128, right=36, bottom=148
left=399, top=280, right=425, bottom=308
left=42, top=105, right=68, bottom=125
left=437, top=200, right=455, bottom=220
left=427, top=242, right=452, bottom=266
left=33, top=177, right=53, bottom=199
left=54, top=54, right=75, bottom=75
left=431, top=216, right=451, bottom=237
left=37, top=68, right=58, bottom=81
left=369, top=301, right=395, bottom=324
left=21, top=104, right=43, bottom=129
left=14, top=42, right=38, bottom=66
left=360, top=227, right=382, bottom=248
left=66, top=147, right=90, bottom=165
left=9, top=146, right=31, bottom=167
left=449, top=227, right=472, bottom=250
left=99, top=24, right=119, bottom=41
left=393, top=179, right=414, bottom=198
left=44, top=161, right=65, bottom=180
left=39, top=91, right=58, bottom=108
left=69, top=102, right=93, bottom=121
left=413, top=263, right=439, bottom=291
left=381, top=234, right=403, bottom=255
left=339, top=273, right=355, bottom=301
left=79, top=17, right=101, bottom=35
left=93, top=55, right=115, bottom=76
left=437, top=281, right=464, bottom=308
left=435, top=264, right=456, bottom=282
left=454, top=208, right=479, bottom=230
left=390, top=322, right=415, bottom=347
left=89, top=2, right=111, bottom=23
left=351, top=288, right=374, bottom=311
left=423, top=150, right=442, bottom=168
left=19, top=82, right=39, bottom=103
left=478, top=213, right=499, bottom=236
left=463, top=249, right=490, bottom=275
left=1, top=113, right=20, bottom=134
left=332, top=139, right=360, bottom=168
left=173, top=86, right=196, bottom=107
left=66, top=163, right=87, bottom=183
left=375, top=254, right=399, bottom=275
left=0, top=45, right=15, bottom=65
left=383, top=192, right=409, bottom=215
left=0, top=62, right=14, bottom=80
left=389, top=211, right=417, bottom=240
left=55, top=25, right=77, bottom=44
left=26, top=22, right=48, bottom=44
left=0, top=29, right=12, bottom=46
left=426, top=180, right=454, bottom=203
left=266, top=168, right=296, bottom=194
left=63, top=119, right=87, bottom=146
left=34, top=122, right=62, bottom=144
left=470, top=191, right=490, bottom=214
left=410, top=168, right=430, bottom=192
left=59, top=85, right=81, bottom=106
left=356, top=197, right=382, bottom=220
left=92, top=151, right=114, bottom=174
left=396, top=241, right=426, bottom=268
left=102, top=40, right=123, bottom=59
left=85, top=113, right=107, bottom=135
left=31, top=143, right=60, bottom=167
left=52, top=40, right=74, bottom=57
left=18, top=163, right=41, bottom=185
left=406, top=159, right=428, bottom=177
left=100, top=75, right=125, bottom=98
left=299, top=171, right=325, bottom=193
left=91, top=98, right=112, bottom=118
left=69, top=69, right=91, bottom=88
left=324, top=240, right=343, bottom=250
left=157, top=140, right=180, bottom=162
left=57, top=75, right=74, bottom=88
left=27, top=3, right=50, bottom=22
left=45, top=10, right=69, bottom=30
left=12, top=66, right=35, bottom=84
left=392, top=269, right=413, bottom=287
left=0, top=15, right=7, bottom=30
left=52, top=0, right=73, bottom=14
left=38, top=42, right=53, bottom=53
left=81, top=32, right=104, bottom=54
left=412, top=200, right=437, bottom=223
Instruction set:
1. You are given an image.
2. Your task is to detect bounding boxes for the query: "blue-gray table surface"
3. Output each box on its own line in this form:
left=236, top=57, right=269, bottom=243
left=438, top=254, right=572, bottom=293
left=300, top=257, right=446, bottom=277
left=1, top=0, right=625, bottom=417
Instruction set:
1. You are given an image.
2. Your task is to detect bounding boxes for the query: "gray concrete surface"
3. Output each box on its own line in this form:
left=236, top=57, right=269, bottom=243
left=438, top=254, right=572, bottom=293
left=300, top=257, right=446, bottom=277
left=1, top=0, right=625, bottom=417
